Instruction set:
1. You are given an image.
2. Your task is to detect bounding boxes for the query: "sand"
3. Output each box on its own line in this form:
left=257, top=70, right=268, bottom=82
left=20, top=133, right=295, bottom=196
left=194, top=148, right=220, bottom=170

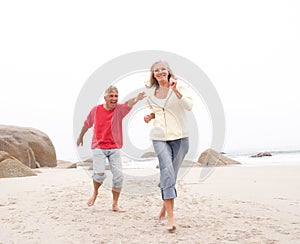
left=0, top=165, right=300, bottom=243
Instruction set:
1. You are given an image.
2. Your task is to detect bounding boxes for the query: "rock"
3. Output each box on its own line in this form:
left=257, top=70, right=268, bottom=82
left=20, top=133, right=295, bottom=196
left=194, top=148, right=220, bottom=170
left=0, top=151, right=36, bottom=178
left=0, top=125, right=57, bottom=168
left=197, top=149, right=241, bottom=166
left=181, top=160, right=201, bottom=167
left=56, top=160, right=77, bottom=169
left=251, top=151, right=272, bottom=157
left=76, top=161, right=92, bottom=167
left=141, top=152, right=157, bottom=158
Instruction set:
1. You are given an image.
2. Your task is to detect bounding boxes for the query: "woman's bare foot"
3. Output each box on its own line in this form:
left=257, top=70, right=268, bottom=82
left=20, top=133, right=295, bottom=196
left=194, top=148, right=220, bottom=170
left=87, top=193, right=98, bottom=206
left=167, top=225, right=176, bottom=233
left=112, top=205, right=126, bottom=213
left=158, top=206, right=166, bottom=221
left=167, top=216, right=176, bottom=232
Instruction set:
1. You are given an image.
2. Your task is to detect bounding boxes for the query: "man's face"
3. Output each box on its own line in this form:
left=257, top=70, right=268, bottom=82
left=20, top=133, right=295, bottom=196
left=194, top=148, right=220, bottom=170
left=104, top=90, right=118, bottom=110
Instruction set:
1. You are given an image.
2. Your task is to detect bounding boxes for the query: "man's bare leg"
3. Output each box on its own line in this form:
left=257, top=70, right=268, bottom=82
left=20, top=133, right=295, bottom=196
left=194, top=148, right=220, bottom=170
left=165, top=199, right=176, bottom=232
left=111, top=188, right=125, bottom=212
left=87, top=180, right=102, bottom=206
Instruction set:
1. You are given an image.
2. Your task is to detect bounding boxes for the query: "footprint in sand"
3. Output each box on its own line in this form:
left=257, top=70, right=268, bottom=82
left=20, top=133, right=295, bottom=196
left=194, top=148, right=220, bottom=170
left=0, top=197, right=17, bottom=206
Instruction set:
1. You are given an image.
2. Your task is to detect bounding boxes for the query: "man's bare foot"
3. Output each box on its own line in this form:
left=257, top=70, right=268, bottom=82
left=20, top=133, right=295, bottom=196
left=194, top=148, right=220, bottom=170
left=158, top=206, right=166, bottom=221
left=112, top=205, right=126, bottom=213
left=87, top=193, right=97, bottom=206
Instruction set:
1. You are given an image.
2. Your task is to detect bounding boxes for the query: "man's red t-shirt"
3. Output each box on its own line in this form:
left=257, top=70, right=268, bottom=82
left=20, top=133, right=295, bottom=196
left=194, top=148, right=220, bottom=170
left=84, top=103, right=131, bottom=149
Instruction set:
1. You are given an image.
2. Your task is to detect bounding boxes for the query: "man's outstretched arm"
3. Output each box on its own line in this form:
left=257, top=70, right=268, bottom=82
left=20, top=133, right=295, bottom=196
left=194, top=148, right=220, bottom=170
left=77, top=125, right=89, bottom=146
left=127, top=92, right=146, bottom=107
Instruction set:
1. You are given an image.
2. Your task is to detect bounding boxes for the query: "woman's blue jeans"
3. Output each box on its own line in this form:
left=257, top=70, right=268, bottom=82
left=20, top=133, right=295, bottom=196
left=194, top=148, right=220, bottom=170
left=152, top=137, right=189, bottom=200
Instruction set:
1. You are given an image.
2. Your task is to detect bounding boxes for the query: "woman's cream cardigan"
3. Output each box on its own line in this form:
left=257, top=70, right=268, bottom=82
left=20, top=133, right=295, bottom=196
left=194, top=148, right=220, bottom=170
left=146, top=81, right=193, bottom=141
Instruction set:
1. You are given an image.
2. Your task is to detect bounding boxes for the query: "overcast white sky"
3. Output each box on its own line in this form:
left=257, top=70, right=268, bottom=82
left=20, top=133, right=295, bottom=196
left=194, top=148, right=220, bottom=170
left=1, top=0, right=300, bottom=161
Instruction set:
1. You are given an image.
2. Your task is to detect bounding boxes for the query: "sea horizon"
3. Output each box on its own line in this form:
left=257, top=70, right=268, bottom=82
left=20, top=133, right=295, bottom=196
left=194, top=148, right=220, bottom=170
left=67, top=147, right=300, bottom=169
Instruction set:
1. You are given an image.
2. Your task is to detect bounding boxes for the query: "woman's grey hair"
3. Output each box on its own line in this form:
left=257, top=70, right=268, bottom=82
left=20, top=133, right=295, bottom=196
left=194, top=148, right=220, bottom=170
left=104, top=85, right=118, bottom=96
left=148, top=60, right=177, bottom=88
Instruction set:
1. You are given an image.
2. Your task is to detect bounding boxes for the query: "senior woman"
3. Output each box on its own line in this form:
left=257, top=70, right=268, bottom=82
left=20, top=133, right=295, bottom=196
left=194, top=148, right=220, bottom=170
left=144, top=60, right=193, bottom=232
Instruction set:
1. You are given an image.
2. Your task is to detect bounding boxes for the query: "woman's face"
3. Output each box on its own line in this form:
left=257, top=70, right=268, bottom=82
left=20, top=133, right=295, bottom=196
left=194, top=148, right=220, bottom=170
left=153, top=62, right=169, bottom=83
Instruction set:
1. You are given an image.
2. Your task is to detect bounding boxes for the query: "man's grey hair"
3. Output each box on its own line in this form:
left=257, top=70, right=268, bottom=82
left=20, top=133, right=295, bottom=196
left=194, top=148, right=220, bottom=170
left=104, top=85, right=118, bottom=96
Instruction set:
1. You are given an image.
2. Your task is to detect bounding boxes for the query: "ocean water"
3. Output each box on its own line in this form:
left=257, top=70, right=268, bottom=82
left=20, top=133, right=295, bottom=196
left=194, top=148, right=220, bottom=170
left=73, top=150, right=300, bottom=169
left=226, top=150, right=300, bottom=167
left=119, top=150, right=300, bottom=169
left=123, top=150, right=300, bottom=169
left=122, top=156, right=159, bottom=169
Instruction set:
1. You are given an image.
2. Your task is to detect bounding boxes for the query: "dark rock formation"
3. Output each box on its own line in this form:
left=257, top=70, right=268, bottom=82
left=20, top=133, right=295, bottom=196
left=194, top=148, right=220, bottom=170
left=251, top=152, right=272, bottom=157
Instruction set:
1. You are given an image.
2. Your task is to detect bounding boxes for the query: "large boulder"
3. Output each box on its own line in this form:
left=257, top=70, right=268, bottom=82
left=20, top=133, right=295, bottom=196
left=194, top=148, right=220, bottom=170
left=0, top=125, right=57, bottom=168
left=198, top=149, right=241, bottom=166
left=0, top=151, right=36, bottom=178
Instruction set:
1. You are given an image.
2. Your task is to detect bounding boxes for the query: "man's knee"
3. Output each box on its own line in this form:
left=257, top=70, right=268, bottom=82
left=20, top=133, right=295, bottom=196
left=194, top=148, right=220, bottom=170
left=93, top=172, right=107, bottom=183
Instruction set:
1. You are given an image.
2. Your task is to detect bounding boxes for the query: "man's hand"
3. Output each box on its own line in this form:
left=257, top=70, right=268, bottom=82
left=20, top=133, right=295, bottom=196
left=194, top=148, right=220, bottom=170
left=128, top=92, right=146, bottom=107
left=77, top=126, right=88, bottom=146
left=77, top=136, right=83, bottom=147
left=136, top=92, right=146, bottom=102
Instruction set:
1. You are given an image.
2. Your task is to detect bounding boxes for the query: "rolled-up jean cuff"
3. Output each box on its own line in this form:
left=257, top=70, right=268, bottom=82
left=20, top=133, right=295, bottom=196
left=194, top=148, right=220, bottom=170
left=161, top=187, right=177, bottom=200
left=92, top=172, right=107, bottom=183
left=113, top=183, right=122, bottom=189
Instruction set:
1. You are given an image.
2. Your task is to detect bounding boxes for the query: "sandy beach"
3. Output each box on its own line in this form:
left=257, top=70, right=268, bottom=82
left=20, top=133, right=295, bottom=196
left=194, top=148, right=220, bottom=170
left=1, top=165, right=300, bottom=244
